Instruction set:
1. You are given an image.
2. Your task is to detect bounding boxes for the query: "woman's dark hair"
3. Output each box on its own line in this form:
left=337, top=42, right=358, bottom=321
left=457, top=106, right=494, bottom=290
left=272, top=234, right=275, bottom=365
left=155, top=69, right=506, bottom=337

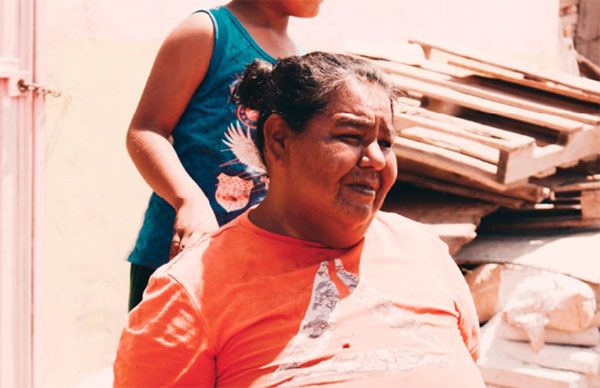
left=231, top=51, right=398, bottom=161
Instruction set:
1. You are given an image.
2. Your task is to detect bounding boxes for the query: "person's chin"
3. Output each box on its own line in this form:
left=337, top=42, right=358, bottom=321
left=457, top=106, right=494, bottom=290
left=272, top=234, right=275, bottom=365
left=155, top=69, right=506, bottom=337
left=337, top=199, right=377, bottom=226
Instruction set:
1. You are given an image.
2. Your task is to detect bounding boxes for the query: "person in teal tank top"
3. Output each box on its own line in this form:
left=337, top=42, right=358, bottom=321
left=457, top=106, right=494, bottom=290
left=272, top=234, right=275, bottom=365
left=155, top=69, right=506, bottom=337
left=126, top=0, right=323, bottom=310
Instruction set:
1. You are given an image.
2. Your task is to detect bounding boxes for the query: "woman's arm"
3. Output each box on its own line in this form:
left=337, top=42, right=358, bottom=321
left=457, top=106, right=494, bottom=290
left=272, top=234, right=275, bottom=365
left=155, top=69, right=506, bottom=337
left=126, top=12, right=219, bottom=257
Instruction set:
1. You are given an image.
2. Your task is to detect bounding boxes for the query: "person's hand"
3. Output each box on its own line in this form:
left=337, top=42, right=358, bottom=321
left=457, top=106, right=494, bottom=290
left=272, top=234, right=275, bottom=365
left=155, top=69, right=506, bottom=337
left=169, top=199, right=219, bottom=260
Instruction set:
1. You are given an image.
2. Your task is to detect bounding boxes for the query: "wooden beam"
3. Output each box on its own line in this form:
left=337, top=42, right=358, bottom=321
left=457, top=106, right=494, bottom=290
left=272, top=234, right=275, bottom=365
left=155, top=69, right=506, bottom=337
left=394, top=137, right=501, bottom=189
left=449, top=57, right=600, bottom=104
left=410, top=38, right=600, bottom=97
left=376, top=59, right=600, bottom=125
left=397, top=158, right=550, bottom=203
left=397, top=171, right=525, bottom=208
left=394, top=106, right=535, bottom=151
left=388, top=73, right=586, bottom=133
left=399, top=126, right=500, bottom=164
left=480, top=214, right=600, bottom=232
left=581, top=190, right=600, bottom=218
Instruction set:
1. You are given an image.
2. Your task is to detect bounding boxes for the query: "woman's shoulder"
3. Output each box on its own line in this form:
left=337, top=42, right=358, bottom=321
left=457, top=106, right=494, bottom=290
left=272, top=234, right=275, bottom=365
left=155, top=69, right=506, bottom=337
left=372, top=210, right=449, bottom=251
left=374, top=210, right=431, bottom=234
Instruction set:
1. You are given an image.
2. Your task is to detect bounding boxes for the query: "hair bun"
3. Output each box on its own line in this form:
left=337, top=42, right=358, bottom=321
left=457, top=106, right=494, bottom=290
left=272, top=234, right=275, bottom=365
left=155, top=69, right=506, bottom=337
left=231, top=59, right=274, bottom=111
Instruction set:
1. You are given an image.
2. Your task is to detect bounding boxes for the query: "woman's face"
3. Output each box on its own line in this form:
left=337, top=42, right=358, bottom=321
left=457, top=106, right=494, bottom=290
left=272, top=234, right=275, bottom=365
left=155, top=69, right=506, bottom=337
left=283, top=80, right=397, bottom=231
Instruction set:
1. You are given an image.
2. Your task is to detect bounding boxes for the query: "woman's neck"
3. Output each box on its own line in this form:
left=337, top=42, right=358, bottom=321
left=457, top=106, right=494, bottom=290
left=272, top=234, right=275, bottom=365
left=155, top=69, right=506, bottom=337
left=249, top=195, right=369, bottom=249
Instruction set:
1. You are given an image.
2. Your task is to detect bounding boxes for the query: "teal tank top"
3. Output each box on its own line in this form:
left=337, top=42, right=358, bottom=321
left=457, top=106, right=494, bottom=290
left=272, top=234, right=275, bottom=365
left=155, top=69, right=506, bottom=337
left=128, top=6, right=275, bottom=269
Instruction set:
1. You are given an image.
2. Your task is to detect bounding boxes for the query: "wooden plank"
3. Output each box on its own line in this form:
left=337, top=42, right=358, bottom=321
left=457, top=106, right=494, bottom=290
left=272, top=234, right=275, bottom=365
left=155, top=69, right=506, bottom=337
left=554, top=181, right=600, bottom=192
left=394, top=107, right=590, bottom=186
left=460, top=111, right=600, bottom=183
left=376, top=59, right=600, bottom=126
left=394, top=136, right=501, bottom=189
left=445, top=76, right=600, bottom=126
left=410, top=38, right=600, bottom=97
left=447, top=76, right=600, bottom=126
left=479, top=214, right=600, bottom=232
left=534, top=172, right=600, bottom=193
left=449, top=57, right=600, bottom=104
left=578, top=53, right=600, bottom=81
left=394, top=105, right=536, bottom=151
left=531, top=126, right=600, bottom=177
left=498, top=145, right=539, bottom=184
left=397, top=158, right=550, bottom=203
left=416, top=59, right=474, bottom=78
left=397, top=171, right=525, bottom=208
left=515, top=203, right=582, bottom=212
left=461, top=109, right=563, bottom=145
left=399, top=126, right=500, bottom=164
left=388, top=73, right=586, bottom=133
left=581, top=190, right=600, bottom=218
left=462, top=77, right=600, bottom=123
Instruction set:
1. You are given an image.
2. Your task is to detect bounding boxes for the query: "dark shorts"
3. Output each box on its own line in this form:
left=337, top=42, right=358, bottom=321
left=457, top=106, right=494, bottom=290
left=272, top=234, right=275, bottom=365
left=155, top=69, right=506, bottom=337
left=128, top=263, right=156, bottom=311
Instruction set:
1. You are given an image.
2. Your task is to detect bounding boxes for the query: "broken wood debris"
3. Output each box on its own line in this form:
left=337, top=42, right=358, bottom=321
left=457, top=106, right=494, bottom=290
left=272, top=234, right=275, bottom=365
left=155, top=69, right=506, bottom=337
left=480, top=172, right=600, bottom=232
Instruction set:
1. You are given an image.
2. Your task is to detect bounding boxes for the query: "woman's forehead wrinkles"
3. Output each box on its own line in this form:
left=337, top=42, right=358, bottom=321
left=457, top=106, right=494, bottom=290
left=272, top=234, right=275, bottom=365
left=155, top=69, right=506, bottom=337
left=332, top=112, right=394, bottom=136
left=333, top=113, right=374, bottom=129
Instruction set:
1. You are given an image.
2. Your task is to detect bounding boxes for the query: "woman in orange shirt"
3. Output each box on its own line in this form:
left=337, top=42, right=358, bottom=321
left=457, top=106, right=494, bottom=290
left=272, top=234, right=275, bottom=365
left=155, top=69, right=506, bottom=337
left=115, top=52, right=484, bottom=388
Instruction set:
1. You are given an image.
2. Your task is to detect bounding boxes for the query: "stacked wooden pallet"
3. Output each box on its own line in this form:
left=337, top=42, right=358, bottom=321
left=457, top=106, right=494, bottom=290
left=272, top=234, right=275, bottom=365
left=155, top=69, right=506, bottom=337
left=354, top=39, right=600, bottom=233
left=481, top=171, right=600, bottom=231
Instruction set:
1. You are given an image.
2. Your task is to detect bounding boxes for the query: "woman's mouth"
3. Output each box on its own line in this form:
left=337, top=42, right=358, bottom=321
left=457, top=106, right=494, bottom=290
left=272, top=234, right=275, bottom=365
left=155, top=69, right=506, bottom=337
left=347, top=183, right=378, bottom=197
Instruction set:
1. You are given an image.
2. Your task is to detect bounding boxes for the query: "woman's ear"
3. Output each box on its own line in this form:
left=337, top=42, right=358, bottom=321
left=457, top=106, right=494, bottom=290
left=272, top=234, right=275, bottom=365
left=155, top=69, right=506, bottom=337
left=262, top=114, right=292, bottom=164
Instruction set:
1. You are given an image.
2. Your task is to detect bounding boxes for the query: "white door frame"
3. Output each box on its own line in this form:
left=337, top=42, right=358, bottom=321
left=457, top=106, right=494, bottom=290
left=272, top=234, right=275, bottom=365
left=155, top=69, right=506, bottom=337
left=0, top=0, right=43, bottom=386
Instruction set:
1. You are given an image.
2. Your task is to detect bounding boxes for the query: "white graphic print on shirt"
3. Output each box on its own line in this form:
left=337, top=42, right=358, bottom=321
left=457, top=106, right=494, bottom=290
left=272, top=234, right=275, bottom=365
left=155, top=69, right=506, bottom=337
left=270, top=259, right=455, bottom=385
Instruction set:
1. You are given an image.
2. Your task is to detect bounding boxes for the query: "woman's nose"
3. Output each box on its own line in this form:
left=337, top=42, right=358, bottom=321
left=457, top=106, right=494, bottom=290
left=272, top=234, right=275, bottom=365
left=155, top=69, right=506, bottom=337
left=358, top=141, right=386, bottom=170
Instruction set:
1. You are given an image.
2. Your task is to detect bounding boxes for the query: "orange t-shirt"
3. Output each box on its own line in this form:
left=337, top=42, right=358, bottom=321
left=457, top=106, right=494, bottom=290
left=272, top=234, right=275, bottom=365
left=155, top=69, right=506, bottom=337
left=114, top=211, right=484, bottom=387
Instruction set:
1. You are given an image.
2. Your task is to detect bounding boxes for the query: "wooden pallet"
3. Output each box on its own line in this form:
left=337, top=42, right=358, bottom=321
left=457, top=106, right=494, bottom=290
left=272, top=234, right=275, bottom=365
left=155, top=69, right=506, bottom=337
left=353, top=43, right=600, bottom=188
left=409, top=38, right=600, bottom=104
left=348, top=43, right=600, bottom=217
left=397, top=171, right=526, bottom=209
left=383, top=68, right=600, bottom=185
left=397, top=158, right=551, bottom=204
left=486, top=173, right=600, bottom=230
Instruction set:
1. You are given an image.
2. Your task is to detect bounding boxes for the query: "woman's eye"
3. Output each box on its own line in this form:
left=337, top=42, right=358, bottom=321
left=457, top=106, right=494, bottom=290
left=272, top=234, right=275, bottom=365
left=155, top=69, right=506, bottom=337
left=378, top=139, right=392, bottom=149
left=338, top=134, right=362, bottom=143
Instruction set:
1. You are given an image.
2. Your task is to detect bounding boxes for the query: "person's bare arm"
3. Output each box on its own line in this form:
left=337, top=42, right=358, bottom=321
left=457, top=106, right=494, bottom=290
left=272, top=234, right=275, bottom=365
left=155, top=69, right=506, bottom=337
left=126, top=12, right=218, bottom=258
